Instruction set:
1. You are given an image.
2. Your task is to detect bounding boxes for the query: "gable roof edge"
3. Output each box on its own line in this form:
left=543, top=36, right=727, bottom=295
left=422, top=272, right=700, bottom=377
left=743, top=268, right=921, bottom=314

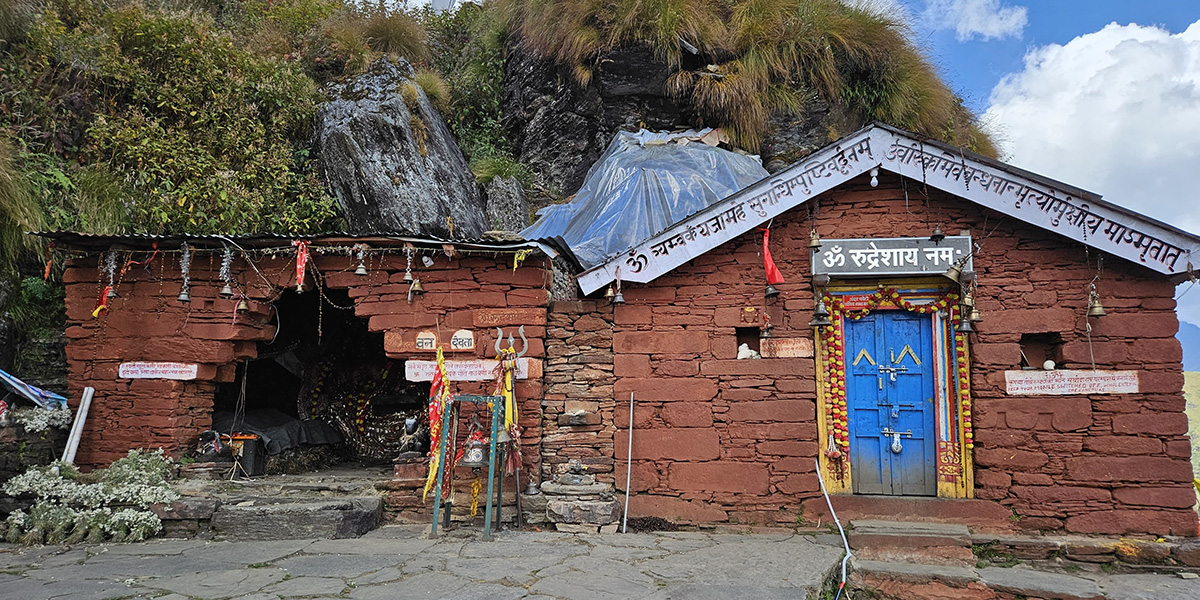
left=577, top=124, right=1200, bottom=295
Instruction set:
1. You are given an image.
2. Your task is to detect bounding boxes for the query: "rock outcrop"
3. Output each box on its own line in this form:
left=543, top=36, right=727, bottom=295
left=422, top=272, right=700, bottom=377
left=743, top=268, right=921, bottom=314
left=484, top=175, right=530, bottom=232
left=502, top=43, right=843, bottom=197
left=315, top=59, right=486, bottom=239
left=503, top=45, right=689, bottom=198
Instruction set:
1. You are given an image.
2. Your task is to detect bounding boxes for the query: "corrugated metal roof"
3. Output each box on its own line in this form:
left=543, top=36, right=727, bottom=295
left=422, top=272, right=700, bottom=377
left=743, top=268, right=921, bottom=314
left=30, top=230, right=573, bottom=266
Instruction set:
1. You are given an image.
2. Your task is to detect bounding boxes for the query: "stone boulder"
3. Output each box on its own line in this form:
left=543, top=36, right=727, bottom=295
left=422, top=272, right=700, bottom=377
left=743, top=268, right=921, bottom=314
left=484, top=176, right=530, bottom=232
left=315, top=59, right=486, bottom=238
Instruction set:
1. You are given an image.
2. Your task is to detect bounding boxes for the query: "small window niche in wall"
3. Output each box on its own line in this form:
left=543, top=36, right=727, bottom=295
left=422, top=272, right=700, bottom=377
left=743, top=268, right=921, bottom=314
left=1019, top=332, right=1064, bottom=370
left=736, top=327, right=762, bottom=359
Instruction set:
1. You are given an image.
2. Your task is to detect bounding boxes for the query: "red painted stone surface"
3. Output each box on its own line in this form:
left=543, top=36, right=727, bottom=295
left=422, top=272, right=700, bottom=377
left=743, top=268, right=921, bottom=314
left=60, top=250, right=553, bottom=471
left=594, top=173, right=1191, bottom=535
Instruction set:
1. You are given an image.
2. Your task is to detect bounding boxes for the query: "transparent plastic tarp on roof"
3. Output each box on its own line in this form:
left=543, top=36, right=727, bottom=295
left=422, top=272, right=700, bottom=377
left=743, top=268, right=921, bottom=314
left=521, top=129, right=769, bottom=268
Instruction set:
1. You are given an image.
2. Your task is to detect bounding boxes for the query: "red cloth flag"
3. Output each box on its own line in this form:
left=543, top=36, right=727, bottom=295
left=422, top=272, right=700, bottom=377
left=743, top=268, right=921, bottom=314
left=762, top=228, right=784, bottom=285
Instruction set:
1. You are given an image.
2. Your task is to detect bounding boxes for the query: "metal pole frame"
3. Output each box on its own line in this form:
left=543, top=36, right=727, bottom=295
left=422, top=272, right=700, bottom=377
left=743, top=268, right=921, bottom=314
left=429, top=396, right=455, bottom=538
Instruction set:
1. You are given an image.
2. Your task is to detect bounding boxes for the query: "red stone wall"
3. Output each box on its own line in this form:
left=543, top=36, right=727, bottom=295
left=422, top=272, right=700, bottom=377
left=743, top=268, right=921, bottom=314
left=61, top=248, right=552, bottom=471
left=604, top=171, right=1193, bottom=535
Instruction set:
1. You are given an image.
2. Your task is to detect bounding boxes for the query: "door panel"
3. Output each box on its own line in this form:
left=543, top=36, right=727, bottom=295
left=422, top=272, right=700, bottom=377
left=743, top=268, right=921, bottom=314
left=847, top=313, right=885, bottom=494
left=846, top=310, right=937, bottom=496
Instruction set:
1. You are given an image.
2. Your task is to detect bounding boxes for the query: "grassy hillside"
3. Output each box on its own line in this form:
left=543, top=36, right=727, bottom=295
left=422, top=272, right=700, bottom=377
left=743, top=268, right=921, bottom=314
left=501, top=0, right=997, bottom=154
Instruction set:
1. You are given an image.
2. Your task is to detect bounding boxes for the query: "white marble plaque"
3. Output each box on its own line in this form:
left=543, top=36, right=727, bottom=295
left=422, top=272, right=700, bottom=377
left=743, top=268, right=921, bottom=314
left=1004, top=370, right=1139, bottom=395
left=405, top=358, right=530, bottom=382
left=118, top=362, right=199, bottom=380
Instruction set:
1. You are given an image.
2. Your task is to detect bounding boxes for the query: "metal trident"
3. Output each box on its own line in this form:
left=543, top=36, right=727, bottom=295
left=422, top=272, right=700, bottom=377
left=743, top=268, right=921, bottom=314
left=495, top=326, right=529, bottom=357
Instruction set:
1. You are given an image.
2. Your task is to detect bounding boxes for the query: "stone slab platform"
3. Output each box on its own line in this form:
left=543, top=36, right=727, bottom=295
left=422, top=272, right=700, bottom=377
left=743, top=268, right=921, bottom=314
left=0, top=526, right=844, bottom=600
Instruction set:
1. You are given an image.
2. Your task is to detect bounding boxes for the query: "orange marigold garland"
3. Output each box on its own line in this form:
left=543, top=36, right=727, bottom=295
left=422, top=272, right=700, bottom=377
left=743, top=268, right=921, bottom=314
left=819, top=312, right=849, bottom=469
left=823, top=287, right=958, bottom=321
left=953, top=323, right=974, bottom=449
left=819, top=287, right=966, bottom=472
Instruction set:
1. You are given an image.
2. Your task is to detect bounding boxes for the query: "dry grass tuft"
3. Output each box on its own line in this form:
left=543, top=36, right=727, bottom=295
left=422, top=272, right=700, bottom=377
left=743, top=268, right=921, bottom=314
left=414, top=69, right=450, bottom=113
left=364, top=8, right=429, bottom=63
left=502, top=0, right=996, bottom=155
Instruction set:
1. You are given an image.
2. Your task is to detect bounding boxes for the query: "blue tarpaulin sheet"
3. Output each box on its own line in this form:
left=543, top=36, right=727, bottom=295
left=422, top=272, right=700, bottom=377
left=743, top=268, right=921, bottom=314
left=0, top=368, right=68, bottom=409
left=521, top=129, right=769, bottom=268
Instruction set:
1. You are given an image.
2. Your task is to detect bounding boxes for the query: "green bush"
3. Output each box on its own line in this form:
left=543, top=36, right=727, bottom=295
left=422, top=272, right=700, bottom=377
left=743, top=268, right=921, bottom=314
left=423, top=2, right=509, bottom=161
left=0, top=1, right=338, bottom=234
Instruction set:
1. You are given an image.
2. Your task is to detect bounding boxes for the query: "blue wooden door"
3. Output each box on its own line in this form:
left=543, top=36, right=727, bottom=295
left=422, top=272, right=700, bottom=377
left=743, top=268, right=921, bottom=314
left=846, top=311, right=937, bottom=495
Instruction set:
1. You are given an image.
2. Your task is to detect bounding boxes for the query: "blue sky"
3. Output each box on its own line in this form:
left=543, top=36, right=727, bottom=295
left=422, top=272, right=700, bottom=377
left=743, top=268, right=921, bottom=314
left=903, top=1, right=1200, bottom=113
left=890, top=0, right=1200, bottom=326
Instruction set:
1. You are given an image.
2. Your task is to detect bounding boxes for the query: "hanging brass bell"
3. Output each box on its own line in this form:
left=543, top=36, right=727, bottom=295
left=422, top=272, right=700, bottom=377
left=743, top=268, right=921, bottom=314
left=236, top=298, right=250, bottom=313
left=355, top=261, right=368, bottom=276
left=809, top=300, right=833, bottom=328
left=402, top=269, right=413, bottom=282
left=960, top=290, right=975, bottom=308
left=969, top=307, right=982, bottom=322
left=808, top=230, right=822, bottom=251
left=764, top=284, right=780, bottom=298
left=930, top=225, right=945, bottom=244
left=1087, top=295, right=1106, bottom=317
left=956, top=316, right=975, bottom=333
left=613, top=290, right=625, bottom=304
left=177, top=286, right=191, bottom=303
left=604, top=285, right=615, bottom=301
left=409, top=279, right=425, bottom=295
left=219, top=283, right=234, bottom=299
left=496, top=428, right=512, bottom=444
left=943, top=262, right=963, bottom=283
left=106, top=287, right=118, bottom=299
left=459, top=437, right=488, bottom=468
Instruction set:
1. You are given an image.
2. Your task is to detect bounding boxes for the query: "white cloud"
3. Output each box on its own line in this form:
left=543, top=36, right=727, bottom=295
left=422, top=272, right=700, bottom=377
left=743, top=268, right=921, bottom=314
left=984, top=21, right=1200, bottom=323
left=923, top=0, right=1028, bottom=41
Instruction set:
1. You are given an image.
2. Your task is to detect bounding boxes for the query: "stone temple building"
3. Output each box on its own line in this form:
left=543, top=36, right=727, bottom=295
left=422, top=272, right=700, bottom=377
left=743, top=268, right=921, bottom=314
left=42, top=123, right=1200, bottom=537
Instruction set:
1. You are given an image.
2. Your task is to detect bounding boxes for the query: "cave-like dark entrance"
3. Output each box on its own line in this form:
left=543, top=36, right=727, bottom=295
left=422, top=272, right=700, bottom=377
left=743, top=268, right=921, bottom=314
left=213, top=288, right=429, bottom=473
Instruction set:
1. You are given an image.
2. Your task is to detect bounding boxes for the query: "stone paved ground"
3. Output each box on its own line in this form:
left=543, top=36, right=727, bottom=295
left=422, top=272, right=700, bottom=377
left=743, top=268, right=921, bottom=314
left=0, top=525, right=846, bottom=600
left=2, top=525, right=1199, bottom=599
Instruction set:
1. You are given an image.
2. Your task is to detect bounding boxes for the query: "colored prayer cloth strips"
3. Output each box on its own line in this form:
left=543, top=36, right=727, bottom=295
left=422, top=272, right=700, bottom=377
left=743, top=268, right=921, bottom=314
left=292, top=240, right=310, bottom=292
left=422, top=347, right=452, bottom=501
left=761, top=227, right=784, bottom=285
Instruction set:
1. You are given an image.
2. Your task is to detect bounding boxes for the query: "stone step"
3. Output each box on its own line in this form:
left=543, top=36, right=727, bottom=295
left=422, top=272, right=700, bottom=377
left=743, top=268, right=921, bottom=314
left=210, top=496, right=383, bottom=540
left=851, top=558, right=980, bottom=587
left=851, top=560, right=1107, bottom=600
left=849, top=520, right=976, bottom=566
left=850, top=520, right=973, bottom=546
left=803, top=495, right=1015, bottom=532
left=978, top=566, right=1104, bottom=600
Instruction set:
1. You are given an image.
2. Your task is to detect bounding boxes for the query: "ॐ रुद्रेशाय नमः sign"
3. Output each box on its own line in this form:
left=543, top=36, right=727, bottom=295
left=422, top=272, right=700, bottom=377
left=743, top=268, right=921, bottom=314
left=811, top=235, right=973, bottom=278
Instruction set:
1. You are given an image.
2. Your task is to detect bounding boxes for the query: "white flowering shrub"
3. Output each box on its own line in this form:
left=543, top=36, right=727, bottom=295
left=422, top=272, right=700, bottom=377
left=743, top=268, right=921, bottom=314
left=11, top=405, right=74, bottom=432
left=1, top=449, right=179, bottom=545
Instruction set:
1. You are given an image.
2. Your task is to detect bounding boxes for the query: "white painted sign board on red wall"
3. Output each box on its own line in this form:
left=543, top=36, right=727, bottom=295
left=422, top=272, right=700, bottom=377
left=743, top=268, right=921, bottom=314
left=118, top=362, right=199, bottom=380
left=1004, top=370, right=1138, bottom=395
left=405, top=358, right=530, bottom=382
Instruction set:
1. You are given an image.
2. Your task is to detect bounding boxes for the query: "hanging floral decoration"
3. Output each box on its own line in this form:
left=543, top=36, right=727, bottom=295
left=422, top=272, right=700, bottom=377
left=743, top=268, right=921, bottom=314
left=819, top=316, right=849, bottom=470
left=817, top=286, right=966, bottom=472
left=822, top=286, right=959, bottom=321
left=954, top=330, right=973, bottom=449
